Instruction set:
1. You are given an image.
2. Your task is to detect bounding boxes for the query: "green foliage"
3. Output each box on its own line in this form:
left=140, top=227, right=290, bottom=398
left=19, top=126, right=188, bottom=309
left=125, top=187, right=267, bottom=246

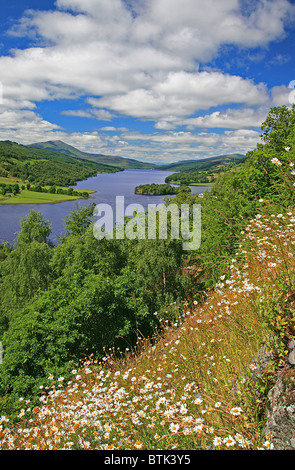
left=165, top=159, right=244, bottom=185
left=0, top=208, right=189, bottom=411
left=0, top=183, right=20, bottom=196
left=135, top=183, right=191, bottom=195
left=165, top=105, right=295, bottom=288
left=16, top=210, right=52, bottom=245
left=63, top=203, right=96, bottom=237
left=0, top=211, right=53, bottom=337
left=0, top=140, right=119, bottom=187
left=27, top=184, right=89, bottom=198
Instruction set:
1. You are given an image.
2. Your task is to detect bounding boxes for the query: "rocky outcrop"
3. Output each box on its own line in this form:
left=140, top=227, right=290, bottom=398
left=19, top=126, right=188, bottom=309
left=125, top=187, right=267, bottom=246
left=265, top=341, right=295, bottom=450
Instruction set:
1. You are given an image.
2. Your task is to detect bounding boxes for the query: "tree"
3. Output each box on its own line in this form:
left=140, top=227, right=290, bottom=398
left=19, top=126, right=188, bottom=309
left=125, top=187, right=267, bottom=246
left=0, top=241, right=53, bottom=334
left=63, top=203, right=96, bottom=237
left=261, top=104, right=295, bottom=152
left=16, top=210, right=52, bottom=246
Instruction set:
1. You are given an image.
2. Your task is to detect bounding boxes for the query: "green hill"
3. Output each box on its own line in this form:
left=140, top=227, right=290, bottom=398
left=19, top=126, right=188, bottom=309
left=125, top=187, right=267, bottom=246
left=0, top=140, right=120, bottom=187
left=164, top=154, right=246, bottom=185
left=29, top=140, right=157, bottom=170
left=160, top=153, right=245, bottom=172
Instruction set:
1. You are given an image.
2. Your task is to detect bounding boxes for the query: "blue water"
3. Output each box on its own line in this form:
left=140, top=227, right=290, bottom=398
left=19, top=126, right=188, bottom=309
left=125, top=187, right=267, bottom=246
left=0, top=169, right=209, bottom=245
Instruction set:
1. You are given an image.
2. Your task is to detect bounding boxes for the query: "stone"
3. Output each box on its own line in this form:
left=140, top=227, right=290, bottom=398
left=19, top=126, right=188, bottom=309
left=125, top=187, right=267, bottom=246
left=265, top=369, right=295, bottom=450
left=289, top=350, right=295, bottom=366
left=288, top=340, right=295, bottom=350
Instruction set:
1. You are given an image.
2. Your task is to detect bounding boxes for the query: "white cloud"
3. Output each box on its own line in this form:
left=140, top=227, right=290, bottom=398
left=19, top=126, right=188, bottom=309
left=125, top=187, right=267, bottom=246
left=271, top=85, right=294, bottom=106
left=61, top=108, right=114, bottom=120
left=183, top=107, right=269, bottom=130
left=94, top=71, right=268, bottom=122
left=0, top=0, right=294, bottom=161
left=3, top=0, right=292, bottom=107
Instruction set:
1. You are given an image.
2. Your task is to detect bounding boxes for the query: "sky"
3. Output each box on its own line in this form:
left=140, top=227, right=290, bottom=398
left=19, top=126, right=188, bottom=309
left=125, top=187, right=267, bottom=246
left=0, top=0, right=295, bottom=164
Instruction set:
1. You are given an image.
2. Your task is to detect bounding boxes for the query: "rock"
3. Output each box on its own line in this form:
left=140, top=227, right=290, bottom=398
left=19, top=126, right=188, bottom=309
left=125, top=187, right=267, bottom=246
left=288, top=340, right=295, bottom=350
left=265, top=369, right=295, bottom=450
left=249, top=344, right=274, bottom=377
left=289, top=351, right=295, bottom=366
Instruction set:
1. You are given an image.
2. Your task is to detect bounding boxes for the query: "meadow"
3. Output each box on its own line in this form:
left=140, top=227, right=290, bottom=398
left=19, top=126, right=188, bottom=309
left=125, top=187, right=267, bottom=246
left=0, top=189, right=94, bottom=205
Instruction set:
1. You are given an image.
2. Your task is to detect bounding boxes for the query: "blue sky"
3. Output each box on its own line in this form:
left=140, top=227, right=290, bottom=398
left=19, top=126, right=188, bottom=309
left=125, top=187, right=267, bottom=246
left=0, top=0, right=295, bottom=163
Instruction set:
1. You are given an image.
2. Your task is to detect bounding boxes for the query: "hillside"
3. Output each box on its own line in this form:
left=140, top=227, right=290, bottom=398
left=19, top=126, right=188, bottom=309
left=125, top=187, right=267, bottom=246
left=0, top=140, right=120, bottom=187
left=0, top=203, right=294, bottom=450
left=30, top=140, right=157, bottom=170
left=165, top=155, right=245, bottom=186
left=159, top=153, right=245, bottom=172
left=0, top=105, right=295, bottom=451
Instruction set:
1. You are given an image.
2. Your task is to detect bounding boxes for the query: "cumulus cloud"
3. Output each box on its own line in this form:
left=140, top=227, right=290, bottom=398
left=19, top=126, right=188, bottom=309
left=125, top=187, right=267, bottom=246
left=183, top=107, right=269, bottom=130
left=0, top=0, right=294, bottom=160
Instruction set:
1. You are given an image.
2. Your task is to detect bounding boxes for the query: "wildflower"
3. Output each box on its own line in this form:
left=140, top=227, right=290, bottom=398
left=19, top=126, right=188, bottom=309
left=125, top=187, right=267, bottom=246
left=263, top=440, right=274, bottom=450
left=214, top=402, right=221, bottom=408
left=194, top=397, right=203, bottom=405
left=230, top=407, right=243, bottom=416
left=48, top=374, right=54, bottom=380
left=179, top=404, right=188, bottom=415
left=134, top=441, right=143, bottom=449
left=285, top=146, right=291, bottom=151
left=183, top=428, right=191, bottom=435
left=235, top=434, right=248, bottom=448
left=195, top=417, right=204, bottom=425
left=169, top=423, right=180, bottom=433
left=17, top=409, right=25, bottom=418
left=193, top=424, right=203, bottom=433
left=271, top=157, right=282, bottom=166
left=223, top=435, right=236, bottom=447
left=213, top=436, right=223, bottom=447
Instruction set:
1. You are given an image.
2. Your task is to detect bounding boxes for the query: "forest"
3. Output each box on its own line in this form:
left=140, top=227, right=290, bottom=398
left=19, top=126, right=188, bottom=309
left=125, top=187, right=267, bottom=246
left=0, top=140, right=120, bottom=187
left=134, top=183, right=191, bottom=195
left=164, top=159, right=244, bottom=185
left=0, top=105, right=295, bottom=421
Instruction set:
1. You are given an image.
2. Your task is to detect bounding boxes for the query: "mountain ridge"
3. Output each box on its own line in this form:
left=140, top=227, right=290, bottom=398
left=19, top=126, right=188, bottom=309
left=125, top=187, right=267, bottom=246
left=29, top=140, right=157, bottom=170
left=159, top=153, right=245, bottom=171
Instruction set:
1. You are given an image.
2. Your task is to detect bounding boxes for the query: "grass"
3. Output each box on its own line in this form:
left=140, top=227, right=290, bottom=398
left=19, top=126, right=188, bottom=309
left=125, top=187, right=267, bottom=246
left=1, top=199, right=294, bottom=450
left=0, top=189, right=95, bottom=205
left=0, top=176, right=21, bottom=184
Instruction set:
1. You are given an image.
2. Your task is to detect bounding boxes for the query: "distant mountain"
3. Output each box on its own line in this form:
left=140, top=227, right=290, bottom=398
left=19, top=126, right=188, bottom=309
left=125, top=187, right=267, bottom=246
left=159, top=154, right=245, bottom=172
left=0, top=140, right=120, bottom=187
left=29, top=141, right=157, bottom=170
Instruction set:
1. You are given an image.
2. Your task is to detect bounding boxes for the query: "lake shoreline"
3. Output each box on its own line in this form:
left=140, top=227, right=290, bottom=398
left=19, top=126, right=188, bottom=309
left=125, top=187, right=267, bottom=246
left=0, top=189, right=96, bottom=205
